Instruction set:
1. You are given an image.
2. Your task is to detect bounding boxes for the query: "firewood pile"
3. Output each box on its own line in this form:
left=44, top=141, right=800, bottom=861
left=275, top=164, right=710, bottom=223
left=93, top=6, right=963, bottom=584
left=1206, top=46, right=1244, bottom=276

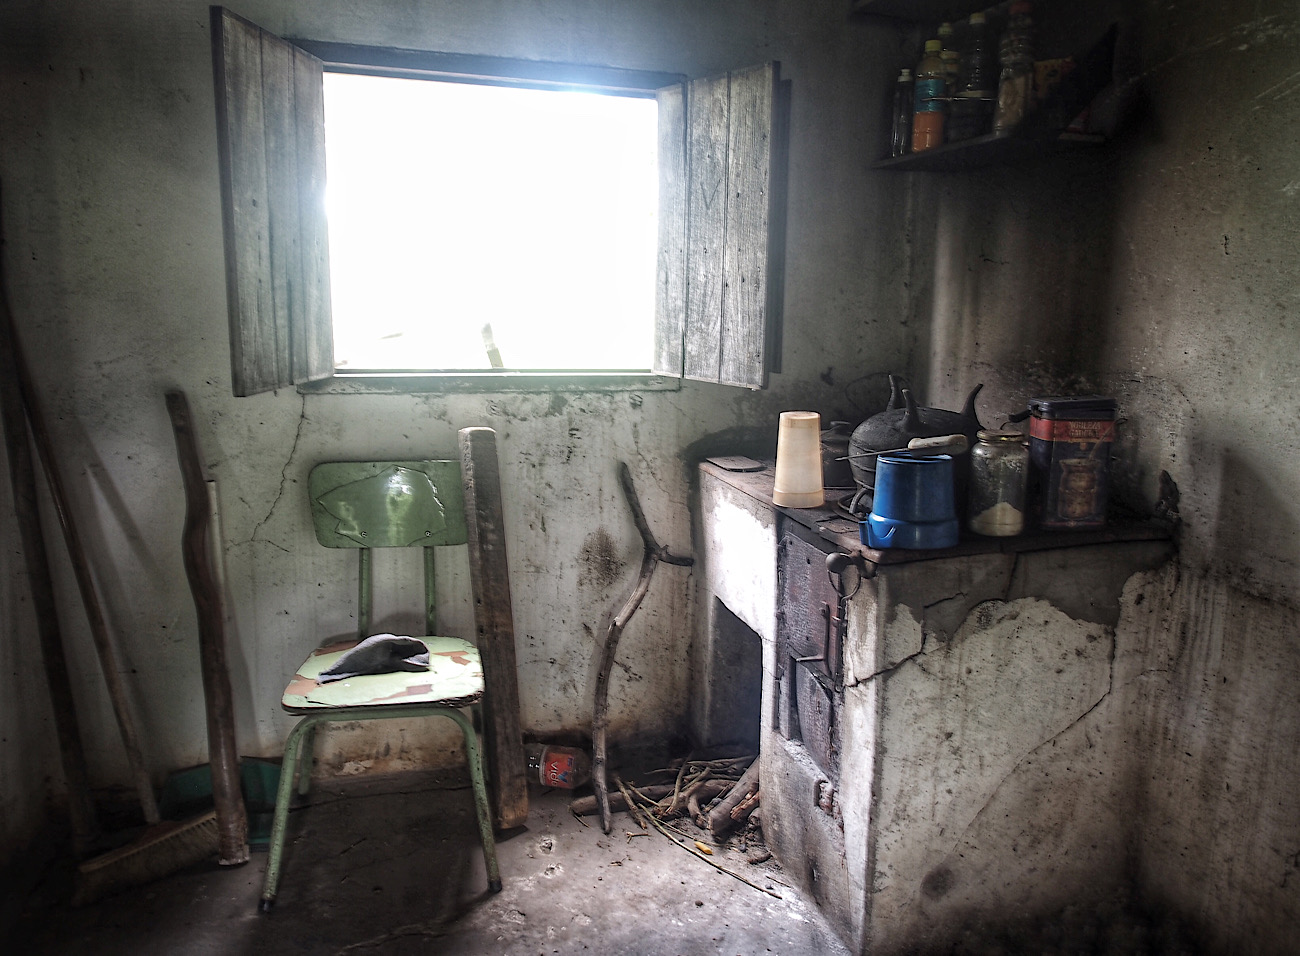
left=569, top=754, right=777, bottom=895
left=571, top=755, right=756, bottom=832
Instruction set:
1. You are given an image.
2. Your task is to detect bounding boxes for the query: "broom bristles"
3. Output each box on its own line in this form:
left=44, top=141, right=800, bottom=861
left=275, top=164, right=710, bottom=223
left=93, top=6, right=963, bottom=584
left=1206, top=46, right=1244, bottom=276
left=72, top=810, right=220, bottom=906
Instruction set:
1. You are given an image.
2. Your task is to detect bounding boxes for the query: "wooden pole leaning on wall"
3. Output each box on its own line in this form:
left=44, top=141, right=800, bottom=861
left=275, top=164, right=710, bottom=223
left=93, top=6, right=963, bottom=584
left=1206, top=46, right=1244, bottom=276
left=10, top=314, right=160, bottom=827
left=165, top=390, right=248, bottom=866
left=591, top=462, right=694, bottom=835
left=458, top=427, right=529, bottom=830
left=0, top=255, right=99, bottom=857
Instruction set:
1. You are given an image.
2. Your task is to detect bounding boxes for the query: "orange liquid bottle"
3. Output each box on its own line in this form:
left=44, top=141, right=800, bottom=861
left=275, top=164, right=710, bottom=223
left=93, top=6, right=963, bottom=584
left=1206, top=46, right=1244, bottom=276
left=911, top=39, right=947, bottom=152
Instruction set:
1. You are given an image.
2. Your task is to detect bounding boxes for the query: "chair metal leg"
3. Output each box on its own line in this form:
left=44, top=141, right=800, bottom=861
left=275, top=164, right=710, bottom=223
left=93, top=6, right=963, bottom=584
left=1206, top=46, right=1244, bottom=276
left=259, top=714, right=323, bottom=913
left=259, top=704, right=501, bottom=912
left=296, top=725, right=316, bottom=797
left=442, top=706, right=502, bottom=893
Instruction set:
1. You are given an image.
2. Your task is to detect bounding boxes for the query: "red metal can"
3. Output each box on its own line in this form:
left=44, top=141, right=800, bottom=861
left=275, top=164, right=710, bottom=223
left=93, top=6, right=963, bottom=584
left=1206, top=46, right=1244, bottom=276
left=526, top=744, right=591, bottom=789
left=1026, top=397, right=1117, bottom=529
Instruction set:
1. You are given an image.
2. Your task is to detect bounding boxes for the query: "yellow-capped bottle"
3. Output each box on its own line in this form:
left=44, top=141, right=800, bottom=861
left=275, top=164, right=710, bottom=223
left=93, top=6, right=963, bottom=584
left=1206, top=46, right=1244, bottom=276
left=912, top=39, right=947, bottom=152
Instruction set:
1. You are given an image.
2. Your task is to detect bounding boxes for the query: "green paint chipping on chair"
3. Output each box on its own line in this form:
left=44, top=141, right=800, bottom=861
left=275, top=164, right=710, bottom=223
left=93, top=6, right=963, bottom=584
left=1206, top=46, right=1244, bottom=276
left=258, top=461, right=501, bottom=913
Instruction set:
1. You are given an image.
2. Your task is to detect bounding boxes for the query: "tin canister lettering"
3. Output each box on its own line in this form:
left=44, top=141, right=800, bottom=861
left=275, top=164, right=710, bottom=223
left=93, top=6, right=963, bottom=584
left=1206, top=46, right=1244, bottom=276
left=1028, top=413, right=1115, bottom=528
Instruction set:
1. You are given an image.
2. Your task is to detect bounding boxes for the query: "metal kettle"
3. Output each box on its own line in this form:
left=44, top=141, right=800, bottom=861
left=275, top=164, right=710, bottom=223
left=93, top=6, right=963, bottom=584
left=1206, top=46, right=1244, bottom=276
left=847, top=376, right=983, bottom=512
left=820, top=420, right=856, bottom=489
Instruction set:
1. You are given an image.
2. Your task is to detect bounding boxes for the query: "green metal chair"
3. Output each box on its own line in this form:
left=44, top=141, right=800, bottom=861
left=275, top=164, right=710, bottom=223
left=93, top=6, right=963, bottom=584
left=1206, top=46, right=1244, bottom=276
left=258, top=460, right=502, bottom=912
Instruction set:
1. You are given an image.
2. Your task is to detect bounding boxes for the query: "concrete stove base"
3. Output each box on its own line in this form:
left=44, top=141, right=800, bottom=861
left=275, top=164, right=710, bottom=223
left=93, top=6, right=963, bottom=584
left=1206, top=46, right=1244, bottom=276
left=696, top=462, right=1175, bottom=954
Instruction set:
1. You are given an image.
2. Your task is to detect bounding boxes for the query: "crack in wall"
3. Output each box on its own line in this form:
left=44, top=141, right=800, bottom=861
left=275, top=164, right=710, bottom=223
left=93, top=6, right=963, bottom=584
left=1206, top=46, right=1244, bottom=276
left=923, top=591, right=967, bottom=611
left=1280, top=849, right=1300, bottom=889
left=937, top=626, right=1119, bottom=867
left=247, top=393, right=307, bottom=547
left=848, top=633, right=929, bottom=688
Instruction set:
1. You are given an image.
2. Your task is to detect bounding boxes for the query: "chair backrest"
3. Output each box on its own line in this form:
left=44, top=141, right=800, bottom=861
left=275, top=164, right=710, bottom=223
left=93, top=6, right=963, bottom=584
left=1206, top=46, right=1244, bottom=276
left=308, top=461, right=466, bottom=638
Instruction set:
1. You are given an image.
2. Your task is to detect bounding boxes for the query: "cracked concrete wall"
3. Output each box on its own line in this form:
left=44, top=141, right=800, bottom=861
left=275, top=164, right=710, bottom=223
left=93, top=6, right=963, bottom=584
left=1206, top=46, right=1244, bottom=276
left=0, top=0, right=914, bottom=861
left=849, top=545, right=1171, bottom=954
left=747, top=536, right=1173, bottom=955
left=869, top=596, right=1121, bottom=950
left=905, top=0, right=1299, bottom=949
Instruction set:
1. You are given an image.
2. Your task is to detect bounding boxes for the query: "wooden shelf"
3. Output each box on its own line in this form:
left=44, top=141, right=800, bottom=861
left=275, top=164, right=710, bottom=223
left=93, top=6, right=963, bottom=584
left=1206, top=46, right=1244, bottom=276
left=854, top=0, right=1120, bottom=172
left=872, top=128, right=1105, bottom=171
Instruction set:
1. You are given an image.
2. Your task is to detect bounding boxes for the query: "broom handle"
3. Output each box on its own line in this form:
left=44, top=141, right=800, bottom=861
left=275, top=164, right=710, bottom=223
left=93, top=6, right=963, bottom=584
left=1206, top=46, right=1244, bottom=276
left=166, top=390, right=248, bottom=866
left=9, top=327, right=160, bottom=826
left=0, top=237, right=99, bottom=855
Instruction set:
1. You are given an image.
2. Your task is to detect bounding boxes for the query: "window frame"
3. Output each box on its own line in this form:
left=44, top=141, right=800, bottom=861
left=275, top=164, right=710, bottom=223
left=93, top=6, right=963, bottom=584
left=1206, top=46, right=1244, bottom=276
left=211, top=6, right=785, bottom=397
left=299, top=39, right=682, bottom=391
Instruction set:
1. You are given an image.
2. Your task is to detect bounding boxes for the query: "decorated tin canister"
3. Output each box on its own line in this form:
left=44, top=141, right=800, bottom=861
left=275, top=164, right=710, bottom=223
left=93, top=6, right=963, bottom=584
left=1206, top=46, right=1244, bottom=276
left=1026, top=397, right=1117, bottom=529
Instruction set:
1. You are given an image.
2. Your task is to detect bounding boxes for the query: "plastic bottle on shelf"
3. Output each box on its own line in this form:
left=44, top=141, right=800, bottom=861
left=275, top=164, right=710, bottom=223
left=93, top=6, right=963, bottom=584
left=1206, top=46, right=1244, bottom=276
left=950, top=11, right=996, bottom=142
left=958, top=11, right=997, bottom=98
left=890, top=68, right=914, bottom=157
left=937, top=21, right=961, bottom=97
left=911, top=39, right=947, bottom=152
left=994, top=1, right=1035, bottom=133
left=525, top=743, right=591, bottom=789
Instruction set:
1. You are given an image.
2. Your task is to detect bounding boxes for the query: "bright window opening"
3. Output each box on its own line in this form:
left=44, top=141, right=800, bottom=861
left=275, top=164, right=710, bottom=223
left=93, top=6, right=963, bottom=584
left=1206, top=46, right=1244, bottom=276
left=323, top=73, right=659, bottom=373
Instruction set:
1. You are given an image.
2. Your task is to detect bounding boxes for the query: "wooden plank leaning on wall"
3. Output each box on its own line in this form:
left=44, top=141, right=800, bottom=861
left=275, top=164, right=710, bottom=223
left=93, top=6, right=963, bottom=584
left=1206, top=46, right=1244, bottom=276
left=459, top=427, right=529, bottom=830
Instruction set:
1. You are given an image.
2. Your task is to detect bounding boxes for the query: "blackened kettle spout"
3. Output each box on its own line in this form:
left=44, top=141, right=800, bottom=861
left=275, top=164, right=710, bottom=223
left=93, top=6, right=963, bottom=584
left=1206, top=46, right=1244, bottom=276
left=886, top=374, right=904, bottom=411
left=902, top=389, right=922, bottom=432
left=961, top=383, right=984, bottom=428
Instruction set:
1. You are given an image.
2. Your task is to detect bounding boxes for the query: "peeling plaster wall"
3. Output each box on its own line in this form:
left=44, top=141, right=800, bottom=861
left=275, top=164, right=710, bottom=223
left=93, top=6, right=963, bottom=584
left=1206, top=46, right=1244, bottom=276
left=911, top=0, right=1300, bottom=950
left=738, top=516, right=1173, bottom=954
left=0, top=0, right=912, bottom=861
left=847, top=543, right=1174, bottom=953
left=868, top=597, right=1121, bottom=950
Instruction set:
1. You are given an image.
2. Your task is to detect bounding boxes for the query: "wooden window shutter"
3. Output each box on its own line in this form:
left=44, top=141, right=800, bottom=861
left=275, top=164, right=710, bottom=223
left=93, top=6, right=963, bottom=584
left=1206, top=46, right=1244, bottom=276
left=211, top=6, right=333, bottom=397
left=654, top=62, right=787, bottom=389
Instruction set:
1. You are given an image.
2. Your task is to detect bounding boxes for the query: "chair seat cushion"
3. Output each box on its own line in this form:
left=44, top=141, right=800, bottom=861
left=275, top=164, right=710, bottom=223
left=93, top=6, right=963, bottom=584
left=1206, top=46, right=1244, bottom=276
left=283, top=636, right=484, bottom=712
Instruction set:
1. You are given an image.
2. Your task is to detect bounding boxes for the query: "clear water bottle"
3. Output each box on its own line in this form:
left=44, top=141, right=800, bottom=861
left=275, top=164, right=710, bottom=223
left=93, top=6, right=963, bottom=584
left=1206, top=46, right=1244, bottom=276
left=525, top=744, right=591, bottom=789
left=951, top=11, right=996, bottom=140
left=890, top=68, right=914, bottom=157
left=937, top=22, right=961, bottom=97
left=959, top=11, right=997, bottom=98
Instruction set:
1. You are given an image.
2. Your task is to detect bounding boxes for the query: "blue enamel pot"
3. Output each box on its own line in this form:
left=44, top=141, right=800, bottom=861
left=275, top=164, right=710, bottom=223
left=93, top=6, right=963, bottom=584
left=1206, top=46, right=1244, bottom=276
left=861, top=454, right=959, bottom=550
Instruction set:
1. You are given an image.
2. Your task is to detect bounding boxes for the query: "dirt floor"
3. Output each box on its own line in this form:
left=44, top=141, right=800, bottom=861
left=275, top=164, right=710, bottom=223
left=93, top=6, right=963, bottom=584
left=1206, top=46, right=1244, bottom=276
left=7, top=768, right=851, bottom=956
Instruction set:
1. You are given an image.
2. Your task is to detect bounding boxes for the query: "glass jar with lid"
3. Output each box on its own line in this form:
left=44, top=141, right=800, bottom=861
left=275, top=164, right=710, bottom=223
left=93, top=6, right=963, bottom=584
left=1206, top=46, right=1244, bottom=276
left=968, top=429, right=1029, bottom=536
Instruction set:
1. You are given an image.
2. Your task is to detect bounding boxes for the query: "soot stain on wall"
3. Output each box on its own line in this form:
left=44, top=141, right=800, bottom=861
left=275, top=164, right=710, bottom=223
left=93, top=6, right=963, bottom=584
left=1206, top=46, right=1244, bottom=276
left=579, top=527, right=624, bottom=593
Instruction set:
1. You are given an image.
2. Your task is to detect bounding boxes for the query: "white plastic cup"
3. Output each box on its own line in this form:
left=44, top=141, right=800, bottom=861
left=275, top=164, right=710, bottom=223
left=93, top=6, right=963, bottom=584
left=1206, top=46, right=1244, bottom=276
left=773, top=411, right=824, bottom=508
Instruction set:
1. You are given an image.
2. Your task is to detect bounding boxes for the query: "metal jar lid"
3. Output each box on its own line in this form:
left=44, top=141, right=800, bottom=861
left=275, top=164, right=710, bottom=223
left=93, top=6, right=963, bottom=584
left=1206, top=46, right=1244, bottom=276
left=1026, top=396, right=1117, bottom=419
left=976, top=429, right=1026, bottom=443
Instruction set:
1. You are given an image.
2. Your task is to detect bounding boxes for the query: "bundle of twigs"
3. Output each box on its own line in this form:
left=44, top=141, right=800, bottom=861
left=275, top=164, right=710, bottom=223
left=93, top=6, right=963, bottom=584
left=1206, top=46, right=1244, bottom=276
left=570, top=754, right=749, bottom=823
left=603, top=759, right=781, bottom=900
left=638, top=754, right=752, bottom=827
left=658, top=755, right=748, bottom=826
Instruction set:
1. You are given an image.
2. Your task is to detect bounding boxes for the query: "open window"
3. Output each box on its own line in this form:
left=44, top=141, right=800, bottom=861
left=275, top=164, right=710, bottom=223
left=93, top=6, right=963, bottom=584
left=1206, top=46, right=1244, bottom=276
left=210, top=6, right=787, bottom=396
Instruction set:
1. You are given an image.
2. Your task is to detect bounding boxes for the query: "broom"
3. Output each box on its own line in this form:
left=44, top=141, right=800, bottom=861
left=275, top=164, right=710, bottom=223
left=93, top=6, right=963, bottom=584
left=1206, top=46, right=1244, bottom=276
left=0, top=190, right=230, bottom=905
left=72, top=813, right=220, bottom=905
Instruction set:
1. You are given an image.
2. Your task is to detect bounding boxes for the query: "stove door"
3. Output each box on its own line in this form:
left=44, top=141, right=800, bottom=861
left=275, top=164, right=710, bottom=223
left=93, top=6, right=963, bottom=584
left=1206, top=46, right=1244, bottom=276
left=777, top=526, right=842, bottom=778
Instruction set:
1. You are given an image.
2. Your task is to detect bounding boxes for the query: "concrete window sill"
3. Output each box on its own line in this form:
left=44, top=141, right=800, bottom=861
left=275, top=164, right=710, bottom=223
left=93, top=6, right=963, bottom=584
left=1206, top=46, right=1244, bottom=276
left=299, top=372, right=682, bottom=395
